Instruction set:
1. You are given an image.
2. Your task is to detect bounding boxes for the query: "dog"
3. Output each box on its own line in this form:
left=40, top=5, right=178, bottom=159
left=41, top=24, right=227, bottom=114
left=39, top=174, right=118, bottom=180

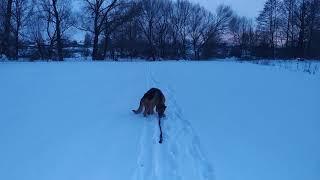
left=133, top=88, right=166, bottom=118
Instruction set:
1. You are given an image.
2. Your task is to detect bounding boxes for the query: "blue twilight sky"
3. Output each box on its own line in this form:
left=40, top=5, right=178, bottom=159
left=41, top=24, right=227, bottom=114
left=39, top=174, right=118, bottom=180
left=192, top=0, right=266, bottom=18
left=72, top=0, right=266, bottom=18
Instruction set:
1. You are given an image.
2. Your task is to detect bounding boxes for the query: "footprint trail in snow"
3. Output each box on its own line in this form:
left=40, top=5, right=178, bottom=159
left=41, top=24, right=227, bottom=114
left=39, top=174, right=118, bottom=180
left=132, top=64, right=214, bottom=180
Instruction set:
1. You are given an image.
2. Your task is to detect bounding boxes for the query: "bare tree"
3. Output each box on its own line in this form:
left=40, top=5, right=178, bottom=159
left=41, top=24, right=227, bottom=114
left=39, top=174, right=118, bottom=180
left=81, top=0, right=119, bottom=60
left=281, top=0, right=297, bottom=48
left=0, top=1, right=5, bottom=55
left=1, top=0, right=14, bottom=57
left=256, top=0, right=282, bottom=58
left=51, top=0, right=63, bottom=60
left=305, top=0, right=320, bottom=57
left=102, top=0, right=141, bottom=59
left=295, top=0, right=308, bottom=57
left=138, top=0, right=163, bottom=60
left=293, top=0, right=320, bottom=57
left=229, top=15, right=255, bottom=57
left=0, top=3, right=4, bottom=31
left=188, top=4, right=208, bottom=59
left=201, top=5, right=233, bottom=58
left=12, top=0, right=34, bottom=59
left=151, top=0, right=170, bottom=58
left=170, top=0, right=192, bottom=58
left=34, top=0, right=75, bottom=60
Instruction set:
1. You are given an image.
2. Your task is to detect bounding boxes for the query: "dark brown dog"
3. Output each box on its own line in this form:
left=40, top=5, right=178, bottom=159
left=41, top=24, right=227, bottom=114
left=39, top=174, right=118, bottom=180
left=133, top=88, right=166, bottom=118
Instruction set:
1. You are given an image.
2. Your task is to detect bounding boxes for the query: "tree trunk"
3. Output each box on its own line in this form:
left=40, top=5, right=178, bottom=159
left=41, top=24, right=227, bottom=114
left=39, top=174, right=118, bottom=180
left=92, top=30, right=100, bottom=60
left=103, top=24, right=110, bottom=60
left=15, top=26, right=19, bottom=59
left=56, top=24, right=63, bottom=61
left=92, top=14, right=100, bottom=60
left=52, top=0, right=63, bottom=61
left=285, top=7, right=291, bottom=48
left=298, top=0, right=306, bottom=58
left=306, top=0, right=316, bottom=57
left=1, top=0, right=13, bottom=57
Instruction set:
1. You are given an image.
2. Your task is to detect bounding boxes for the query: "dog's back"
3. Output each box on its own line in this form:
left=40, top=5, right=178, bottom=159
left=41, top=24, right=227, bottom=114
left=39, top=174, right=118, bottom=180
left=133, top=88, right=166, bottom=117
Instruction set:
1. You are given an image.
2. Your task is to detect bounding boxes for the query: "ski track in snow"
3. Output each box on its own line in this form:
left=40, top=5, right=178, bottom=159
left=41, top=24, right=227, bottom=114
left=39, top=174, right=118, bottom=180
left=132, top=64, right=214, bottom=180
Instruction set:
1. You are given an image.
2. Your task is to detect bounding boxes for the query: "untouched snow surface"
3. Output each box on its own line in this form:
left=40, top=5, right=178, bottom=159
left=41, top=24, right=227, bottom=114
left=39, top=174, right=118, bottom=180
left=245, top=59, right=320, bottom=75
left=0, top=61, right=319, bottom=180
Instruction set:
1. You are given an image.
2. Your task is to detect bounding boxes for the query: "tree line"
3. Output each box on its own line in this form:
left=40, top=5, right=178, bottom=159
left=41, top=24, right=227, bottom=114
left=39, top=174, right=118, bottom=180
left=0, top=0, right=319, bottom=61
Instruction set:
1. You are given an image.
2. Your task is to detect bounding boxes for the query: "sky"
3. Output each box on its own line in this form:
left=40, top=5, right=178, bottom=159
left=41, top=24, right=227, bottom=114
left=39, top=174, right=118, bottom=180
left=192, top=0, right=266, bottom=18
left=71, top=0, right=267, bottom=41
left=72, top=0, right=266, bottom=18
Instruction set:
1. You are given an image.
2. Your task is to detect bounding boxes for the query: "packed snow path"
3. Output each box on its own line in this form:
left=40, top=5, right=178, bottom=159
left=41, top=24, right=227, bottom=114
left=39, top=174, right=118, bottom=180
left=132, top=64, right=214, bottom=180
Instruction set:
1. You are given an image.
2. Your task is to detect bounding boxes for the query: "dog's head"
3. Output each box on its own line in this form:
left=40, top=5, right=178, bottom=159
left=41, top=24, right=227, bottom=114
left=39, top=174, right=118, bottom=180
left=157, top=104, right=167, bottom=118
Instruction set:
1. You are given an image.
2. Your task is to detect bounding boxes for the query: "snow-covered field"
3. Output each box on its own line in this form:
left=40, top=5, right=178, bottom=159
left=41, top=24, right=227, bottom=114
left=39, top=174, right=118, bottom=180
left=243, top=59, right=320, bottom=75
left=0, top=61, right=319, bottom=180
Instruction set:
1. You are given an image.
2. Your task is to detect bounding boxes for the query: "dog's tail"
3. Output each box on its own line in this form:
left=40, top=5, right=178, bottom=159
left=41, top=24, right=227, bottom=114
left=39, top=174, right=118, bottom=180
left=132, top=99, right=143, bottom=114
